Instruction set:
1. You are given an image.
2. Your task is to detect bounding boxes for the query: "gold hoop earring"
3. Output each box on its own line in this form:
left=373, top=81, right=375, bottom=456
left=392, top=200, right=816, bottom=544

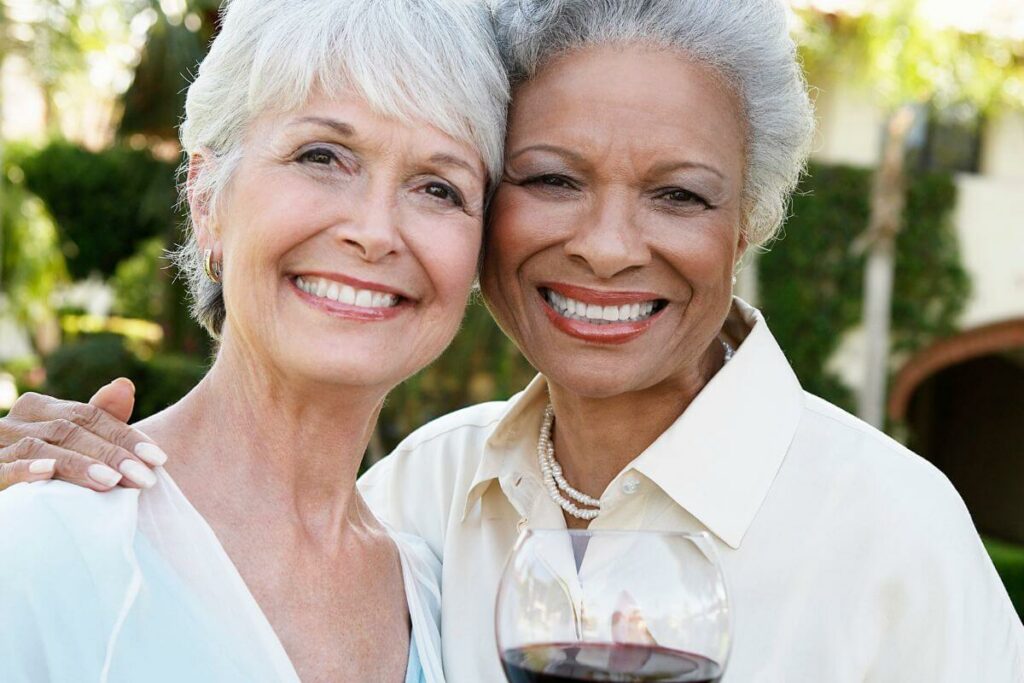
left=203, top=249, right=222, bottom=283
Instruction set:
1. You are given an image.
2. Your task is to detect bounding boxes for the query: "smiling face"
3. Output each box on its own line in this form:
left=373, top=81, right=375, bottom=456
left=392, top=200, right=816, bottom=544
left=482, top=45, right=748, bottom=398
left=199, top=91, right=486, bottom=393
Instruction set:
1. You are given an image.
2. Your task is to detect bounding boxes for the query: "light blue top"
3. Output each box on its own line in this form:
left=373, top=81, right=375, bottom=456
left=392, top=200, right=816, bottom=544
left=0, top=475, right=441, bottom=682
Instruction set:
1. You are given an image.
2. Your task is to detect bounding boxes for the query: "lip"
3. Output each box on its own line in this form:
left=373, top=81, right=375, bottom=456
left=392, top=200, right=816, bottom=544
left=537, top=287, right=666, bottom=345
left=542, top=282, right=663, bottom=306
left=288, top=275, right=410, bottom=322
left=292, top=271, right=414, bottom=300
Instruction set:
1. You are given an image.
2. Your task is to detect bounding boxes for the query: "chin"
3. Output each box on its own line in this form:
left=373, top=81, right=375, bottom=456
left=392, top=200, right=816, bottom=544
left=540, top=360, right=658, bottom=400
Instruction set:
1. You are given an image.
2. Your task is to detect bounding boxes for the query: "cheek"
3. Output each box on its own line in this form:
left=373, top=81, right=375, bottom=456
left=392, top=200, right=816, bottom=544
left=651, top=216, right=740, bottom=287
left=485, top=188, right=567, bottom=279
left=409, top=216, right=482, bottom=307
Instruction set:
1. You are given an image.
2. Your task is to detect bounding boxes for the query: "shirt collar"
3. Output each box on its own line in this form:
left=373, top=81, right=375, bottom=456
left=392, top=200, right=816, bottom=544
left=631, top=299, right=804, bottom=548
left=461, top=298, right=805, bottom=549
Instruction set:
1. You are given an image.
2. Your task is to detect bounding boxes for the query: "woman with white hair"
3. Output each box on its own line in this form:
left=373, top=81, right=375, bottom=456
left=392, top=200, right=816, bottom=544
left=3, top=0, right=1022, bottom=681
left=0, top=0, right=506, bottom=680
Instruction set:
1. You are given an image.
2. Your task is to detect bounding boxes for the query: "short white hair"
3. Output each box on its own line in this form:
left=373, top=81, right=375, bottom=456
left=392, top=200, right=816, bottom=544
left=177, top=0, right=509, bottom=336
left=491, top=0, right=815, bottom=247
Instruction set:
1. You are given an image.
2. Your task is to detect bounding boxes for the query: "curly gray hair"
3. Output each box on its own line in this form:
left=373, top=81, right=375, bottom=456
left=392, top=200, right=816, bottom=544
left=174, top=0, right=508, bottom=337
left=491, top=0, right=815, bottom=247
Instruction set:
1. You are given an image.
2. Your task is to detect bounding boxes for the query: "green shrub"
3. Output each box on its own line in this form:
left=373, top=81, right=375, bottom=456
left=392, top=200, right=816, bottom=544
left=135, top=353, right=209, bottom=419
left=985, top=538, right=1024, bottom=622
left=19, top=142, right=180, bottom=279
left=112, top=237, right=168, bottom=320
left=42, top=334, right=208, bottom=420
left=43, top=333, right=144, bottom=404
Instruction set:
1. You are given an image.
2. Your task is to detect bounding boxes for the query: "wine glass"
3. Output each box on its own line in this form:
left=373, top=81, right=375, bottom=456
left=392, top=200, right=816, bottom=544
left=495, top=529, right=730, bottom=683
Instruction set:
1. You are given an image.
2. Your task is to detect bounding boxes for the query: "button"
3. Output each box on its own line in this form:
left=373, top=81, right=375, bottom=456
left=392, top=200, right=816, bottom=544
left=621, top=476, right=640, bottom=495
left=516, top=517, right=529, bottom=533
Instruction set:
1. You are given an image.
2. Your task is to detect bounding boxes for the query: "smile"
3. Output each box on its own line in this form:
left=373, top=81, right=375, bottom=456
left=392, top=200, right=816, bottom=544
left=295, top=275, right=400, bottom=309
left=542, top=289, right=664, bottom=324
left=538, top=284, right=668, bottom=345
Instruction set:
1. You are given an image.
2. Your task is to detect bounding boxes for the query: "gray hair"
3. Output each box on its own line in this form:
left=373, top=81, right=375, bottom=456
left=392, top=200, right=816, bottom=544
left=175, top=0, right=509, bottom=337
left=491, top=0, right=815, bottom=247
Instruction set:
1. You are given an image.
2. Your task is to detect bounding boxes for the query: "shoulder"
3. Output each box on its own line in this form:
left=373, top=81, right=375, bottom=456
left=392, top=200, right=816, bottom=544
left=0, top=481, right=139, bottom=558
left=361, top=399, right=511, bottom=488
left=394, top=400, right=512, bottom=454
left=792, top=393, right=976, bottom=545
left=0, top=482, right=140, bottom=664
left=358, top=399, right=513, bottom=551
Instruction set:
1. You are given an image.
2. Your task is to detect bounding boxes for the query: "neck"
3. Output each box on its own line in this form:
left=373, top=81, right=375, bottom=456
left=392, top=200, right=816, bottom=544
left=547, top=338, right=727, bottom=503
left=137, top=336, right=387, bottom=545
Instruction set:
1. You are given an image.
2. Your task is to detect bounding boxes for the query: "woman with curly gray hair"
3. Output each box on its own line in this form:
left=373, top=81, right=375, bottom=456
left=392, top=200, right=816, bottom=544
left=0, top=0, right=505, bottom=680
left=2, top=0, right=1021, bottom=680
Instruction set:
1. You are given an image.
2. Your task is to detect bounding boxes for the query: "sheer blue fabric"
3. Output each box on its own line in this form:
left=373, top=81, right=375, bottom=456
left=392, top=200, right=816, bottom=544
left=0, top=475, right=441, bottom=682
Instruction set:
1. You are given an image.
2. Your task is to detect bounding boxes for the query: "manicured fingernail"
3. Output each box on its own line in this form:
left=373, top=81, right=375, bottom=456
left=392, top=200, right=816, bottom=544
left=88, top=463, right=123, bottom=487
left=134, top=442, right=168, bottom=467
left=119, top=459, right=156, bottom=488
left=113, top=377, right=135, bottom=393
left=30, top=459, right=56, bottom=475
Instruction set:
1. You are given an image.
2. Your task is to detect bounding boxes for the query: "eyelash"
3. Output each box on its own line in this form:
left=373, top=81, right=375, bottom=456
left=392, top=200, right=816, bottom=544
left=423, top=181, right=465, bottom=208
left=523, top=174, right=578, bottom=190
left=297, top=146, right=349, bottom=169
left=656, top=188, right=712, bottom=209
left=298, top=147, right=465, bottom=208
left=523, top=174, right=712, bottom=209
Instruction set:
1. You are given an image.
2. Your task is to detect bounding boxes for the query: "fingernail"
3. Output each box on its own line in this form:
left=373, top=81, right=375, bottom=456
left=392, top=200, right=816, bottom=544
left=119, top=459, right=156, bottom=488
left=88, top=463, right=123, bottom=487
left=134, top=442, right=168, bottom=467
left=30, top=459, right=56, bottom=475
left=113, top=377, right=135, bottom=393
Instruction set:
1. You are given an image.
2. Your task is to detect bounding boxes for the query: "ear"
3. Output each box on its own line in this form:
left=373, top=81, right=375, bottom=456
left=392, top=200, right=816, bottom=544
left=735, top=231, right=750, bottom=262
left=187, top=151, right=218, bottom=252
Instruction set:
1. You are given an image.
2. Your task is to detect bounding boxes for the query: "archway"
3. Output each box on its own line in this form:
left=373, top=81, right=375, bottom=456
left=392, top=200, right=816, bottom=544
left=889, top=319, right=1024, bottom=544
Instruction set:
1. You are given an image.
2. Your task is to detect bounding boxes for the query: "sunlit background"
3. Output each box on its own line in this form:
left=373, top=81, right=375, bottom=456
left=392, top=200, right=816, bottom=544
left=1, top=0, right=1022, bottom=618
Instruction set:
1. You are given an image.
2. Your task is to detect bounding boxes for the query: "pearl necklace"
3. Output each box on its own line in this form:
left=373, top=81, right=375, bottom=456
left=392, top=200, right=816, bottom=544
left=537, top=338, right=736, bottom=520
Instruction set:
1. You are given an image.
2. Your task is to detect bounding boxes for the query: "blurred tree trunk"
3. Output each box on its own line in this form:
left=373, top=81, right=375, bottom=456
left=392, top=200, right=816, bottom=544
left=856, top=104, right=917, bottom=428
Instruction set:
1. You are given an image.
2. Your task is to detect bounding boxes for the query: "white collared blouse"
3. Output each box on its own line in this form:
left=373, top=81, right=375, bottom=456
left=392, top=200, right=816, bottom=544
left=360, top=299, right=1024, bottom=682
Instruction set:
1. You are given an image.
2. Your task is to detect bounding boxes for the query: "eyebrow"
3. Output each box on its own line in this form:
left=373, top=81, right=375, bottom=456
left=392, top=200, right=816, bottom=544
left=507, top=144, right=587, bottom=166
left=648, top=160, right=725, bottom=180
left=292, top=116, right=355, bottom=137
left=428, top=153, right=480, bottom=177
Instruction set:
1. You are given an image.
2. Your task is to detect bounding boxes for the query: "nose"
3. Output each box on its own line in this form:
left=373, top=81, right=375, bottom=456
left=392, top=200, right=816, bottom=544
left=564, top=190, right=651, bottom=279
left=333, top=180, right=402, bottom=263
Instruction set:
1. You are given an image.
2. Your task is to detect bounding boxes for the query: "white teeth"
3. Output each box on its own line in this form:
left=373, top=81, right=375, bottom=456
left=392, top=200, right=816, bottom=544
left=295, top=276, right=399, bottom=308
left=340, top=285, right=356, bottom=305
left=544, top=289, right=660, bottom=324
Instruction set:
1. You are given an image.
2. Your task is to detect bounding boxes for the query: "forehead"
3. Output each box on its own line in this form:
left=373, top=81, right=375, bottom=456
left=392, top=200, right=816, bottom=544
left=251, top=90, right=486, bottom=172
left=507, top=45, right=746, bottom=164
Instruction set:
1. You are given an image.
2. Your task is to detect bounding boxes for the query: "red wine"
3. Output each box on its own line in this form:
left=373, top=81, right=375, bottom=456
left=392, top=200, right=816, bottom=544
left=501, top=642, right=722, bottom=683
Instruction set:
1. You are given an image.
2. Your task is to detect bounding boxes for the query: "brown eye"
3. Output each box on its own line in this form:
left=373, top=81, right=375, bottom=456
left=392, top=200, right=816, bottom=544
left=299, top=148, right=336, bottom=165
left=522, top=174, right=578, bottom=191
left=424, top=182, right=464, bottom=207
left=659, top=188, right=711, bottom=208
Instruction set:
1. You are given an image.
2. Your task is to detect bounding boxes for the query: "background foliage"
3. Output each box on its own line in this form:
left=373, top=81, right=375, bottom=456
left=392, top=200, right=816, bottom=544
left=19, top=142, right=179, bottom=279
left=762, top=163, right=969, bottom=411
left=0, top=0, right=1019, bottom=621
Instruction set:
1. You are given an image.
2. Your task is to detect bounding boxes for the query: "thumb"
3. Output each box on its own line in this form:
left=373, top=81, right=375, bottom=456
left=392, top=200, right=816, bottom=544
left=89, top=378, right=136, bottom=423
